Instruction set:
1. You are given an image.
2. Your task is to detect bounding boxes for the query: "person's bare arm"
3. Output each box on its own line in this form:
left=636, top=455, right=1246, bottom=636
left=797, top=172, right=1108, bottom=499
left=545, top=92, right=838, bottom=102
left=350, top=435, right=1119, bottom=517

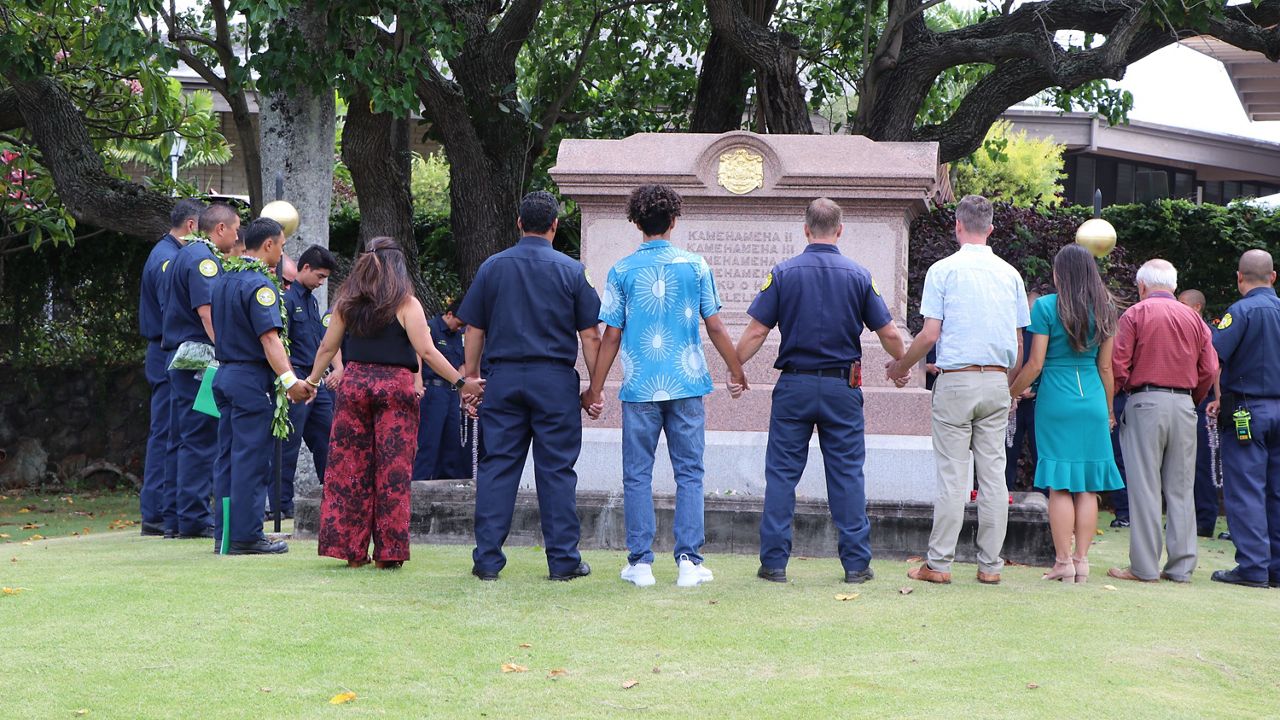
left=579, top=325, right=602, bottom=386
left=197, top=305, right=215, bottom=343
left=889, top=318, right=940, bottom=380
left=1008, top=334, right=1049, bottom=398
left=1008, top=331, right=1025, bottom=385
left=326, top=349, right=345, bottom=388
left=307, top=312, right=345, bottom=387
left=261, top=329, right=313, bottom=402
left=735, top=319, right=772, bottom=366
left=1097, top=335, right=1116, bottom=428
left=1208, top=372, right=1223, bottom=418
left=401, top=298, right=482, bottom=396
left=873, top=321, right=910, bottom=387
left=463, top=326, right=485, bottom=379
left=589, top=326, right=621, bottom=398
left=705, top=314, right=747, bottom=397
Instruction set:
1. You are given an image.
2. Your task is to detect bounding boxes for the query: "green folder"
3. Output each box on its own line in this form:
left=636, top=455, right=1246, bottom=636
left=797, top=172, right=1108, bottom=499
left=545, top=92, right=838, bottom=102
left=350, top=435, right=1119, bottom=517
left=193, top=366, right=221, bottom=418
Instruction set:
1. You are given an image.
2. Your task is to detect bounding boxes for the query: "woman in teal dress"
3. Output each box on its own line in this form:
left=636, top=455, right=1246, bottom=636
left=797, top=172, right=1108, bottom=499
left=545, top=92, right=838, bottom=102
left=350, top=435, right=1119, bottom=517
left=1010, top=244, right=1123, bottom=583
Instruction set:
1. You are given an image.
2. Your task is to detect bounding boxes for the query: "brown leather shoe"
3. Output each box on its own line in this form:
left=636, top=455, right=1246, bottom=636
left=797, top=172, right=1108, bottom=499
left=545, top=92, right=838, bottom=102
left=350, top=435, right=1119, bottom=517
left=1107, top=567, right=1157, bottom=583
left=1159, top=572, right=1191, bottom=584
left=908, top=563, right=952, bottom=584
left=976, top=571, right=1001, bottom=585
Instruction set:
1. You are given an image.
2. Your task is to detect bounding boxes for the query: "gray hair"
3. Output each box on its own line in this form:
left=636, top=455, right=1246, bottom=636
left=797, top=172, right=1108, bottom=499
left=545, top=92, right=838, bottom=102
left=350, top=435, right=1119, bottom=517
left=805, top=197, right=842, bottom=238
left=955, top=194, right=993, bottom=233
left=1136, top=259, right=1177, bottom=291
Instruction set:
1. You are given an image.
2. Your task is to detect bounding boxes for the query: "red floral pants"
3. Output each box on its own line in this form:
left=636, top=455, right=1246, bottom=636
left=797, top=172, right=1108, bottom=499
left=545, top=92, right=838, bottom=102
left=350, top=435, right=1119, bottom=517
left=318, top=362, right=419, bottom=563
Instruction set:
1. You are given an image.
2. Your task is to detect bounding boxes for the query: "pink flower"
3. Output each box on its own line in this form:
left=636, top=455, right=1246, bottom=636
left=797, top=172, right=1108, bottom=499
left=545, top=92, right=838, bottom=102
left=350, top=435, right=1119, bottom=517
left=127, top=79, right=144, bottom=95
left=1, top=150, right=20, bottom=164
left=53, top=50, right=70, bottom=62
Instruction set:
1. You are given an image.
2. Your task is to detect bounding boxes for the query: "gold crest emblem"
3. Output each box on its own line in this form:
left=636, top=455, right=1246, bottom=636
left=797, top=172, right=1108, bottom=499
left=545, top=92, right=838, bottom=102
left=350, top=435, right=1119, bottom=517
left=322, top=313, right=331, bottom=328
left=760, top=272, right=773, bottom=291
left=872, top=278, right=881, bottom=297
left=717, top=148, right=764, bottom=195
left=198, top=258, right=219, bottom=278
left=161, top=259, right=171, bottom=273
left=1218, top=313, right=1232, bottom=330
left=256, top=287, right=277, bottom=307
left=584, top=268, right=594, bottom=288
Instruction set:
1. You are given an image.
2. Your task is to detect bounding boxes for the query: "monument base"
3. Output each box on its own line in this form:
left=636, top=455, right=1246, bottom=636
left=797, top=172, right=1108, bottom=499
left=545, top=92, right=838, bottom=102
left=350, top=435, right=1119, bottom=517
left=294, top=482, right=1054, bottom=567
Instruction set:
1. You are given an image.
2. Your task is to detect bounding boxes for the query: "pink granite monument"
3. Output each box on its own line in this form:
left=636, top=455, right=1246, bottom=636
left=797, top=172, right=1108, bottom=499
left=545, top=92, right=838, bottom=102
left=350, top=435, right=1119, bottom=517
left=548, top=131, right=941, bottom=502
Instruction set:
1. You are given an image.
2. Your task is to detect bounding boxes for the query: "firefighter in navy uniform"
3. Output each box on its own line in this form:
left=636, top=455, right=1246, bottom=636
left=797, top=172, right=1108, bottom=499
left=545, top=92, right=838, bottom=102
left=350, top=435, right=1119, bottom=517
left=210, top=217, right=314, bottom=555
left=414, top=298, right=470, bottom=480
left=273, top=245, right=340, bottom=518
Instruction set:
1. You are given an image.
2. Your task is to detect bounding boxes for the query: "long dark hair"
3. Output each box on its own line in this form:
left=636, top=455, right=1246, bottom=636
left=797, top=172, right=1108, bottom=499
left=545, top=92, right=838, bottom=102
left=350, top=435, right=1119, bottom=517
left=335, top=236, right=412, bottom=337
left=1054, top=243, right=1117, bottom=352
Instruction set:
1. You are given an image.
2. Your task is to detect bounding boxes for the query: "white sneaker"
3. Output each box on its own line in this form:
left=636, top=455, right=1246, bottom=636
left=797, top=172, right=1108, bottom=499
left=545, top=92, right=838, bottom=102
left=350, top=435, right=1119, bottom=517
left=620, top=562, right=656, bottom=587
left=677, top=555, right=711, bottom=587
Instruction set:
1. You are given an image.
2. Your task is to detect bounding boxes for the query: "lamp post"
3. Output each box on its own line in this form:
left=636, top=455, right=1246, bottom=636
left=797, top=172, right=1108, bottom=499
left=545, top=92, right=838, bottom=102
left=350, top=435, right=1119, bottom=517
left=168, top=134, right=188, bottom=194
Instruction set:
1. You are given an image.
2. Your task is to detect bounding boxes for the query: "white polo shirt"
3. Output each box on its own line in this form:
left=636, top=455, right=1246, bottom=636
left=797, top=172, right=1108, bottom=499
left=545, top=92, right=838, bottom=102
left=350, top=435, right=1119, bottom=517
left=920, top=244, right=1030, bottom=370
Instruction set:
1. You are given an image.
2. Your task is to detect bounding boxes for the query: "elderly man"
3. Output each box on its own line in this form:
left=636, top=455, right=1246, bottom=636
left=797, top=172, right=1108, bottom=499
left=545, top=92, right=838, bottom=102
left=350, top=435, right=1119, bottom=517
left=1211, top=250, right=1280, bottom=589
left=1109, top=260, right=1218, bottom=584
left=888, top=194, right=1030, bottom=585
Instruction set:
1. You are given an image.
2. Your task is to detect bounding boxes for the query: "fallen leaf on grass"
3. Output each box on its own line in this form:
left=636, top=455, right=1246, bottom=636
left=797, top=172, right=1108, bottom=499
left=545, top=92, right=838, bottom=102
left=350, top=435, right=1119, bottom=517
left=707, top=599, right=718, bottom=605
left=0, top=533, right=10, bottom=539
left=61, top=496, right=74, bottom=504
left=518, top=643, right=532, bottom=649
left=259, top=688, right=271, bottom=693
left=17, top=508, right=30, bottom=514
left=9, top=557, right=16, bottom=564
left=1103, top=585, right=1118, bottom=591
left=547, top=669, right=568, bottom=679
left=328, top=692, right=357, bottom=705
left=1026, top=683, right=1039, bottom=690
left=501, top=663, right=529, bottom=673
left=622, top=680, right=639, bottom=689
left=28, top=534, right=44, bottom=541
left=73, top=710, right=89, bottom=716
left=21, top=523, right=42, bottom=530
left=2, top=587, right=26, bottom=595
left=898, top=587, right=914, bottom=595
left=21, top=542, right=31, bottom=546
left=652, top=667, right=661, bottom=674
left=834, top=593, right=861, bottom=601
left=1095, top=529, right=1104, bottom=536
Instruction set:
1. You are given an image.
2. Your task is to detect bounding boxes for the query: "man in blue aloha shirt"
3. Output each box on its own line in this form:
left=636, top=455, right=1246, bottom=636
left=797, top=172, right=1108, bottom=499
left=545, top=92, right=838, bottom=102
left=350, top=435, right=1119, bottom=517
left=584, top=184, right=747, bottom=588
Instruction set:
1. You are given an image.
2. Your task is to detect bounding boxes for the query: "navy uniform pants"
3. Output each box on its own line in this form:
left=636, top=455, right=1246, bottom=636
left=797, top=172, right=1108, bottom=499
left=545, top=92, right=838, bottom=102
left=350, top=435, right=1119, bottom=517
left=141, top=342, right=175, bottom=526
left=1219, top=397, right=1280, bottom=584
left=1109, top=393, right=1130, bottom=521
left=274, top=379, right=334, bottom=515
left=1193, top=401, right=1220, bottom=535
left=168, top=366, right=216, bottom=535
left=1005, top=396, right=1036, bottom=491
left=760, top=374, right=871, bottom=573
left=472, top=362, right=583, bottom=576
left=414, top=380, right=468, bottom=480
left=212, top=363, right=274, bottom=546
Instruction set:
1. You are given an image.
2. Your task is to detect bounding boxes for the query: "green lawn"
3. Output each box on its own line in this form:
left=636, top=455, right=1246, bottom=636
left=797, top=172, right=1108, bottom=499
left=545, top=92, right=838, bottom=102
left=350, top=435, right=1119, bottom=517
left=1, top=498, right=1274, bottom=720
left=0, top=491, right=141, bottom=541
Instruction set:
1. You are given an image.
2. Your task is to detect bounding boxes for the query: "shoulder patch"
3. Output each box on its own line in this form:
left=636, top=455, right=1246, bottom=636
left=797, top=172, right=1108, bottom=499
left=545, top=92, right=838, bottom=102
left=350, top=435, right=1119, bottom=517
left=760, top=272, right=773, bottom=291
left=256, top=286, right=278, bottom=307
left=161, top=259, right=171, bottom=273
left=322, top=313, right=331, bottom=328
left=198, top=258, right=219, bottom=278
left=1218, top=313, right=1233, bottom=330
left=871, top=278, right=881, bottom=296
left=584, top=267, right=594, bottom=288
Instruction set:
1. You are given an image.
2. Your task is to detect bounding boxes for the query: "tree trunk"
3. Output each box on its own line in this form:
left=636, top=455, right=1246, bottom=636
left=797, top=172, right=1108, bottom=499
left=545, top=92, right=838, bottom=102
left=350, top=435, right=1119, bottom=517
left=690, top=32, right=754, bottom=132
left=3, top=74, right=173, bottom=239
left=445, top=132, right=522, bottom=288
left=258, top=7, right=335, bottom=303
left=702, top=0, right=812, bottom=134
left=226, top=90, right=263, bottom=214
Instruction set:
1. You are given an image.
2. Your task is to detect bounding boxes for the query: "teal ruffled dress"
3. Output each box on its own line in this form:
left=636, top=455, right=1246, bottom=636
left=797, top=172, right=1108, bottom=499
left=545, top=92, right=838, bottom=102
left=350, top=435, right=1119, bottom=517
left=1030, top=295, right=1124, bottom=493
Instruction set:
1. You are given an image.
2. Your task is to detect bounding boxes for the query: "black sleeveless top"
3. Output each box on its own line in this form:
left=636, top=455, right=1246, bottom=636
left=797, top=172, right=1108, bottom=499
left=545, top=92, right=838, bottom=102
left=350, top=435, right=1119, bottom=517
left=343, top=318, right=417, bottom=370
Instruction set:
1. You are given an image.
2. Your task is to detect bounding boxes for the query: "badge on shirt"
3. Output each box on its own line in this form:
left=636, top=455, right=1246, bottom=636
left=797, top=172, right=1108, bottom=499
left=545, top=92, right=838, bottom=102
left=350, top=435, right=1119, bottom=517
left=1218, top=313, right=1233, bottom=330
left=256, top=287, right=278, bottom=307
left=198, top=259, right=219, bottom=278
left=871, top=278, right=881, bottom=296
left=584, top=268, right=594, bottom=288
left=760, top=272, right=773, bottom=291
left=161, top=260, right=171, bottom=273
left=322, top=313, right=331, bottom=328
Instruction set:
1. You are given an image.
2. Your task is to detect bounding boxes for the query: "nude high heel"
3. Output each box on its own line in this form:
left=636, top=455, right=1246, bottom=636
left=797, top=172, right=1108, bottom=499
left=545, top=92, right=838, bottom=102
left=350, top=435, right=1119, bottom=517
left=1042, top=559, right=1076, bottom=583
left=1072, top=556, right=1089, bottom=584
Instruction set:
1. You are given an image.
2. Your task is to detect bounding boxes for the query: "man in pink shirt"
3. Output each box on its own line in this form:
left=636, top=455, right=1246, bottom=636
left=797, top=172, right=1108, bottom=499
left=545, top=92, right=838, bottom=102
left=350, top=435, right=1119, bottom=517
left=1109, top=259, right=1219, bottom=583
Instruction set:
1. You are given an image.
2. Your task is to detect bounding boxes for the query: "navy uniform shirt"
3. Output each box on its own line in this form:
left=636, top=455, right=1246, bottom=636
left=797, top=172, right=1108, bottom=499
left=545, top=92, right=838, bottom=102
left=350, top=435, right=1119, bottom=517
left=212, top=268, right=284, bottom=364
left=457, top=236, right=601, bottom=365
left=747, top=243, right=893, bottom=370
left=138, top=234, right=184, bottom=342
left=1213, top=286, right=1280, bottom=398
left=162, top=241, right=222, bottom=350
left=426, top=314, right=465, bottom=381
left=284, top=283, right=329, bottom=371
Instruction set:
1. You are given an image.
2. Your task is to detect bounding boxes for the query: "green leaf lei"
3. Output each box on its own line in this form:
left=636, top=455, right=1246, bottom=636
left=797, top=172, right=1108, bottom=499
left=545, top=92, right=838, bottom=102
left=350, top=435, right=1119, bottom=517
left=222, top=253, right=293, bottom=440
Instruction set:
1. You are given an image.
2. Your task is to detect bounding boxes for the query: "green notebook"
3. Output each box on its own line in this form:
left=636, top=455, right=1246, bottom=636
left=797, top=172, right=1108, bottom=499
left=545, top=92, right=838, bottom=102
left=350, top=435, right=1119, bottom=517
left=193, top=366, right=221, bottom=418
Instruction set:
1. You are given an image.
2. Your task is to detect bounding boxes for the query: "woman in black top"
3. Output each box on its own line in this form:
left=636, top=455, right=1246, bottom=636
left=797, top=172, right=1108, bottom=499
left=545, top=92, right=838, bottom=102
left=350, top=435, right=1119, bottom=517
left=307, top=237, right=483, bottom=568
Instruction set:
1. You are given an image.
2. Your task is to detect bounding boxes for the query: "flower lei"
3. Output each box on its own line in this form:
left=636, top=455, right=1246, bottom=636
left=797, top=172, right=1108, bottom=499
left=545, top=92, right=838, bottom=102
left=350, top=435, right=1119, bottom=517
left=222, top=252, right=293, bottom=440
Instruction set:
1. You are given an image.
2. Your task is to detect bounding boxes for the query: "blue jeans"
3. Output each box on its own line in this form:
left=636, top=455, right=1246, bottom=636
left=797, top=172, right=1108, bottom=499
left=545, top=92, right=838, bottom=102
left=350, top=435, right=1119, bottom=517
left=622, top=397, right=706, bottom=566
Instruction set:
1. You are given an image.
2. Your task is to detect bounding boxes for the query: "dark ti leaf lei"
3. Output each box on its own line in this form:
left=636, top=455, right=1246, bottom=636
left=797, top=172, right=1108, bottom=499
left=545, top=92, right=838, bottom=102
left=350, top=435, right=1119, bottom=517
left=222, top=253, right=293, bottom=440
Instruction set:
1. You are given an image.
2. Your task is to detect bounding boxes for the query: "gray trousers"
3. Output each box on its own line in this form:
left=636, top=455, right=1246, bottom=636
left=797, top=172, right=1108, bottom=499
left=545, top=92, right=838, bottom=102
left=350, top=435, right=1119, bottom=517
left=926, top=371, right=1012, bottom=574
left=1118, top=390, right=1198, bottom=580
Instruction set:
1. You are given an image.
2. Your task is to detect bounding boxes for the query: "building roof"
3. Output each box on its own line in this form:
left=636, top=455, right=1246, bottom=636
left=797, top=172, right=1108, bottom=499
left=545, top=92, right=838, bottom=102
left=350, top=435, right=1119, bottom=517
left=1001, top=107, right=1280, bottom=184
left=1181, top=35, right=1280, bottom=122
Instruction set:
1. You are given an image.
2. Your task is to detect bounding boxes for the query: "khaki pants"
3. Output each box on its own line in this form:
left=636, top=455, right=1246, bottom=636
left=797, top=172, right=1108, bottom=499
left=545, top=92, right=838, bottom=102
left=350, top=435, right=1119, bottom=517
left=927, top=371, right=1012, bottom=574
left=1118, top=390, right=1198, bottom=581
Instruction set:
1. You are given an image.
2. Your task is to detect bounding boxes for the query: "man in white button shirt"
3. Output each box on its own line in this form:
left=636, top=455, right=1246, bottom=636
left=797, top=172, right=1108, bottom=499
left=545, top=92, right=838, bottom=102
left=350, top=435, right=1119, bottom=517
left=887, top=194, right=1030, bottom=585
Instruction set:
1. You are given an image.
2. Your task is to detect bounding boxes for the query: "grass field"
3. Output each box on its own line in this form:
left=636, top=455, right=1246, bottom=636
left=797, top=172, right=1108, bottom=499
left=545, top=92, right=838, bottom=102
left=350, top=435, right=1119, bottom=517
left=1, top=493, right=1276, bottom=719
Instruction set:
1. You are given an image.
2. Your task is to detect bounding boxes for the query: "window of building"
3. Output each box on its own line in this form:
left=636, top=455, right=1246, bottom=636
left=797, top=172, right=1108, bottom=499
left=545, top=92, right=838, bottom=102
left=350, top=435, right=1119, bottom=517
left=1073, top=156, right=1095, bottom=206
left=1203, top=181, right=1222, bottom=205
left=1225, top=181, right=1241, bottom=201
left=1116, top=163, right=1135, bottom=204
left=1174, top=172, right=1195, bottom=200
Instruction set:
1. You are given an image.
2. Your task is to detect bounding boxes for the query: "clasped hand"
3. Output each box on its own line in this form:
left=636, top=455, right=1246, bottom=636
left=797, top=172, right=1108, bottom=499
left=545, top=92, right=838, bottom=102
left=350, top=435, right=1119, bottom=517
left=884, top=359, right=913, bottom=388
left=287, top=381, right=316, bottom=404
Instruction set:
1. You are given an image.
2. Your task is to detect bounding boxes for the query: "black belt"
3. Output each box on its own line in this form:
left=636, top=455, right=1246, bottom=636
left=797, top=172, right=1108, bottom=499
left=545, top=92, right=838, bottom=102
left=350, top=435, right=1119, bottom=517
left=783, top=367, right=850, bottom=379
left=1132, top=384, right=1191, bottom=396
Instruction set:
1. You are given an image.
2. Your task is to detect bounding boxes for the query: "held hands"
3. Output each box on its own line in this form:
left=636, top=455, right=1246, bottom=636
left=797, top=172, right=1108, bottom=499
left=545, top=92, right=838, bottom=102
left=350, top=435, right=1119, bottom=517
left=460, top=377, right=485, bottom=407
left=581, top=389, right=604, bottom=420
left=885, top=359, right=910, bottom=384
left=1206, top=399, right=1220, bottom=418
left=287, top=381, right=316, bottom=404
left=728, top=370, right=749, bottom=399
left=414, top=376, right=425, bottom=401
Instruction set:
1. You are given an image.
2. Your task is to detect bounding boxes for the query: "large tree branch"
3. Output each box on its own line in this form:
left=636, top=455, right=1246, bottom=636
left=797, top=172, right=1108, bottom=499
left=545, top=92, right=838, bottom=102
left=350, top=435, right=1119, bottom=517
left=704, top=0, right=812, bottom=133
left=2, top=74, right=172, bottom=239
left=0, top=87, right=23, bottom=131
left=488, top=0, right=547, bottom=67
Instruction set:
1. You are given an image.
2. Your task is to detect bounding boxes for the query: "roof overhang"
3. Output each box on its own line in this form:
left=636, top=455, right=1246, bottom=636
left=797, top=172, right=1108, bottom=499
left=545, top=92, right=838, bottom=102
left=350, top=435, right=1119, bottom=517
left=1182, top=35, right=1280, bottom=122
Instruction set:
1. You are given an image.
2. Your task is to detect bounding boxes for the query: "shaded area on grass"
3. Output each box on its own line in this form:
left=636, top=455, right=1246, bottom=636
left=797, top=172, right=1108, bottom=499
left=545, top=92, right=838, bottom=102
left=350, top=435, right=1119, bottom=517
left=0, top=491, right=139, bottom=542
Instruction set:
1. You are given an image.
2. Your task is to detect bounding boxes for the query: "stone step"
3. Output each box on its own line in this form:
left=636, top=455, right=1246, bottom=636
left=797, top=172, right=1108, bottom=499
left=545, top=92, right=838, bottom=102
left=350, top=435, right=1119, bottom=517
left=294, top=481, right=1054, bottom=567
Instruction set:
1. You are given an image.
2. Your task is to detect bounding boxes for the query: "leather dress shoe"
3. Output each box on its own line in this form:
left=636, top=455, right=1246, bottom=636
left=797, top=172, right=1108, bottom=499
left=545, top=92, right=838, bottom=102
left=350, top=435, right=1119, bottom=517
left=757, top=566, right=787, bottom=583
left=1110, top=518, right=1130, bottom=528
left=226, top=538, right=289, bottom=555
left=1107, top=567, right=1157, bottom=583
left=177, top=527, right=215, bottom=539
left=1270, top=578, right=1280, bottom=589
left=1210, top=568, right=1269, bottom=589
left=844, top=568, right=874, bottom=584
left=140, top=522, right=166, bottom=537
left=1159, top=572, right=1191, bottom=584
left=549, top=561, right=592, bottom=581
left=471, top=567, right=499, bottom=581
left=976, top=571, right=1002, bottom=585
left=907, top=563, right=952, bottom=584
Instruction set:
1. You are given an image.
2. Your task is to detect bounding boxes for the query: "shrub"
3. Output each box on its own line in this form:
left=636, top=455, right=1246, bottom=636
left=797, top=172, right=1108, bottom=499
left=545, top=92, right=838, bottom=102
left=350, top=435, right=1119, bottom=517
left=952, top=120, right=1067, bottom=207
